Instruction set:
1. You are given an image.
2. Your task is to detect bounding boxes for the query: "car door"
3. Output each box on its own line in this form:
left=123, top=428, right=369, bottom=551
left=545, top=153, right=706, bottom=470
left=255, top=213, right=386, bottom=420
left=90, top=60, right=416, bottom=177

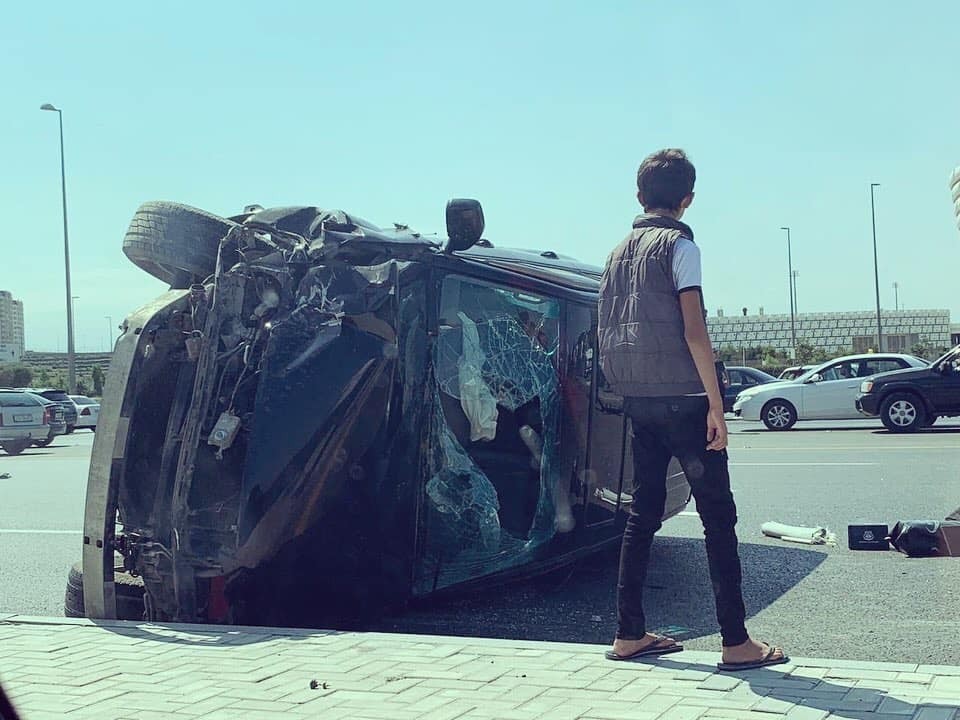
left=936, top=352, right=960, bottom=412
left=800, top=360, right=862, bottom=418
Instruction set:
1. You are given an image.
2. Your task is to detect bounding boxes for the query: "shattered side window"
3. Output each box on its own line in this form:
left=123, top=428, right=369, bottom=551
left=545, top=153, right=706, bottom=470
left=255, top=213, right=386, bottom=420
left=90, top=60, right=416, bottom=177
left=416, top=275, right=571, bottom=593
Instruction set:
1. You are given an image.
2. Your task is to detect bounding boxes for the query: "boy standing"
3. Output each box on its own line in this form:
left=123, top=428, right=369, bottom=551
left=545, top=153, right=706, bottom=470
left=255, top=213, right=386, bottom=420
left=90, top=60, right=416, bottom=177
left=598, top=149, right=786, bottom=671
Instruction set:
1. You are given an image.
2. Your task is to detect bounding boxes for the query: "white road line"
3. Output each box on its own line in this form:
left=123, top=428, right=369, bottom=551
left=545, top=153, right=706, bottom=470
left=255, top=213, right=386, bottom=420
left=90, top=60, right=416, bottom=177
left=730, top=446, right=950, bottom=451
left=0, top=529, right=81, bottom=535
left=678, top=511, right=700, bottom=517
left=729, top=462, right=876, bottom=466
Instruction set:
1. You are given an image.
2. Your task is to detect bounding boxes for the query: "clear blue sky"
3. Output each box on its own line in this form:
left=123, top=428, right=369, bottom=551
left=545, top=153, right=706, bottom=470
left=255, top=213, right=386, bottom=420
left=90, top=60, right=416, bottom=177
left=4, top=1, right=959, bottom=352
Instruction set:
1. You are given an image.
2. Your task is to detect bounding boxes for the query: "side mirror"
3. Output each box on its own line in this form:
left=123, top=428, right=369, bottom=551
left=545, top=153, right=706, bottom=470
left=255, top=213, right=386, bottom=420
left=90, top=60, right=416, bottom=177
left=444, top=199, right=485, bottom=253
left=808, top=373, right=823, bottom=383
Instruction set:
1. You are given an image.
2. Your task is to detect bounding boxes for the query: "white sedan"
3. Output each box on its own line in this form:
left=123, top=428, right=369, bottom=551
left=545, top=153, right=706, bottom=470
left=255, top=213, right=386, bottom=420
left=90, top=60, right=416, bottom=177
left=70, top=395, right=100, bottom=431
left=733, top=353, right=927, bottom=430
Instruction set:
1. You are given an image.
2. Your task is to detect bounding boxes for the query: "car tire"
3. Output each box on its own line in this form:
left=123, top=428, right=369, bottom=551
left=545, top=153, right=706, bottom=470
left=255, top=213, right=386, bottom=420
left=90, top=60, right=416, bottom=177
left=32, top=437, right=54, bottom=447
left=760, top=399, right=798, bottom=430
left=64, top=561, right=146, bottom=621
left=1, top=441, right=29, bottom=455
left=65, top=424, right=75, bottom=434
left=879, top=392, right=926, bottom=433
left=122, top=201, right=238, bottom=288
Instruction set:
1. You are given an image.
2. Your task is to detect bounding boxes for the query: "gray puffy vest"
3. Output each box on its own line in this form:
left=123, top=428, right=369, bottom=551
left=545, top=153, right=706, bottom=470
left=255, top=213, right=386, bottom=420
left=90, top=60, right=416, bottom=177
left=598, top=214, right=705, bottom=397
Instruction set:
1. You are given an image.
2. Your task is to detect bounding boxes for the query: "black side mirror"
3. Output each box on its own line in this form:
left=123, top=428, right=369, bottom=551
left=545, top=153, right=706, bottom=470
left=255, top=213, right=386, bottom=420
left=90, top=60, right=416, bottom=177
left=444, top=199, right=485, bottom=253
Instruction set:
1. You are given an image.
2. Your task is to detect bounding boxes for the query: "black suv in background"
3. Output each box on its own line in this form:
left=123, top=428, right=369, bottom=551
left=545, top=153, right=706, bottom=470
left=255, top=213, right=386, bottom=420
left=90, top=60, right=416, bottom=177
left=856, top=345, right=960, bottom=432
left=18, top=388, right=78, bottom=433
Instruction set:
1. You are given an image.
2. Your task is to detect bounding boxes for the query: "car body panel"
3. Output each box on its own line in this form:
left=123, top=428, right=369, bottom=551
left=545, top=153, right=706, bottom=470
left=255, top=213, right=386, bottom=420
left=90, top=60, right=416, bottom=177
left=83, top=205, right=691, bottom=627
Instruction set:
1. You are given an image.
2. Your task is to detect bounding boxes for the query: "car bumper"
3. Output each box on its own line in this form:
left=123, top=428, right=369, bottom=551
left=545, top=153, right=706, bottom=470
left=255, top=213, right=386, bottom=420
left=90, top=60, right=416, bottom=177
left=1, top=425, right=48, bottom=443
left=75, top=415, right=97, bottom=428
left=855, top=393, right=881, bottom=417
left=732, top=396, right=762, bottom=420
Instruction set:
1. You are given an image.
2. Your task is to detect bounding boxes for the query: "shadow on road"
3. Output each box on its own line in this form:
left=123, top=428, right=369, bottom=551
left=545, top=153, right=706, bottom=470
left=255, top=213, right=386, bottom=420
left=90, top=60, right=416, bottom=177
left=645, top=656, right=958, bottom=720
left=375, top=536, right=826, bottom=644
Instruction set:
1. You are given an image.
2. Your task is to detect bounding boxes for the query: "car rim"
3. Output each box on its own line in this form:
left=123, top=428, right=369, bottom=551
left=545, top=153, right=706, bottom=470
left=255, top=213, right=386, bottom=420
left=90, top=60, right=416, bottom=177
left=767, top=405, right=791, bottom=427
left=888, top=400, right=916, bottom=427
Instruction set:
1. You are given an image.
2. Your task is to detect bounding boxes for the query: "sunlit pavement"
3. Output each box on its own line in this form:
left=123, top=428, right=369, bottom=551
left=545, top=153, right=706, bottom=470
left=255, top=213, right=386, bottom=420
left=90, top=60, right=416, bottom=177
left=1, top=615, right=959, bottom=720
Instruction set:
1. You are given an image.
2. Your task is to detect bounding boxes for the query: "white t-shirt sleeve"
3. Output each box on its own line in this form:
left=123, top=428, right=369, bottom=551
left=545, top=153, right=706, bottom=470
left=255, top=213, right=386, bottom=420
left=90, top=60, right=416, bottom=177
left=672, top=237, right=702, bottom=292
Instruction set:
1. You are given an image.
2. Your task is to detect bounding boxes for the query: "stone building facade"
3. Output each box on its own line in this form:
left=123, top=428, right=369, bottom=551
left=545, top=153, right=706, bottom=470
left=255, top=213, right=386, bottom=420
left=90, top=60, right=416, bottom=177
left=707, top=308, right=951, bottom=356
left=0, top=290, right=25, bottom=362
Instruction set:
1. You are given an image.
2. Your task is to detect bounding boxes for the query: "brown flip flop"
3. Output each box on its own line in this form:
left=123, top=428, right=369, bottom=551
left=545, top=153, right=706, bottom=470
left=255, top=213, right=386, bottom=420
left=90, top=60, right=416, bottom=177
left=717, top=643, right=789, bottom=672
left=605, top=635, right=683, bottom=661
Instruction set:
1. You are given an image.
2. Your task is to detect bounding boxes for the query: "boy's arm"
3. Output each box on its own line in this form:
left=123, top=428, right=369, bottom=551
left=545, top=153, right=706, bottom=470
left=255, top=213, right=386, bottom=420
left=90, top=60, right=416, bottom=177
left=679, top=289, right=728, bottom=451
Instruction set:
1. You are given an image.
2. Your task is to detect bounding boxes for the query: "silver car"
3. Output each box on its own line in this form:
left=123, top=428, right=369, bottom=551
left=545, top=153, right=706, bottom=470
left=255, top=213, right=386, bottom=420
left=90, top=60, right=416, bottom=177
left=0, top=391, right=51, bottom=455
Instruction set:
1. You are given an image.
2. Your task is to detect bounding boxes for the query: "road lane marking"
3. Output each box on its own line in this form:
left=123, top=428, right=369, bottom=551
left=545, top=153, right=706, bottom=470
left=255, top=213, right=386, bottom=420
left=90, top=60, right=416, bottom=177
left=730, top=446, right=952, bottom=451
left=0, top=529, right=81, bottom=535
left=678, top=511, right=699, bottom=517
left=729, top=462, right=876, bottom=466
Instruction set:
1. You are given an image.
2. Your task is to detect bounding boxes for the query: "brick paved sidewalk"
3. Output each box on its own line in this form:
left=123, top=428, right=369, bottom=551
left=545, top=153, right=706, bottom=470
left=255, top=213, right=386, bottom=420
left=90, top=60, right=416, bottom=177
left=1, top=614, right=958, bottom=720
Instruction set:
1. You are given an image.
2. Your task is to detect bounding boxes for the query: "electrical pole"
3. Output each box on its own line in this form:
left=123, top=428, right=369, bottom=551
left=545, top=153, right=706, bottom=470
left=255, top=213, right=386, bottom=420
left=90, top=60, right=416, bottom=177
left=781, top=227, right=796, bottom=356
left=870, top=183, right=882, bottom=351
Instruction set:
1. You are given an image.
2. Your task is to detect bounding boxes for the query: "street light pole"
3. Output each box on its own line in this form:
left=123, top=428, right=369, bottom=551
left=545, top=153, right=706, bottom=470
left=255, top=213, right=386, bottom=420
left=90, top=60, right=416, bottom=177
left=105, top=316, right=114, bottom=350
left=41, top=103, right=76, bottom=393
left=893, top=282, right=899, bottom=311
left=781, top=227, right=796, bottom=356
left=792, top=270, right=799, bottom=315
left=870, top=183, right=882, bottom=352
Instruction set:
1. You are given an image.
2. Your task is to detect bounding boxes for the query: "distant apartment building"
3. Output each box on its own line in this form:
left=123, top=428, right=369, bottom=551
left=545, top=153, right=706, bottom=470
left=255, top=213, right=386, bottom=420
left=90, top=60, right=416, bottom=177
left=708, top=308, right=952, bottom=357
left=951, top=324, right=960, bottom=347
left=0, top=290, right=26, bottom=362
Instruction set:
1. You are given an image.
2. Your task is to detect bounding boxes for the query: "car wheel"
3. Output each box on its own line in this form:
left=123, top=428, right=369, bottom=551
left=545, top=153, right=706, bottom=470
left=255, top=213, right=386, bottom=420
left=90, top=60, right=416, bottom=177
left=761, top=399, right=797, bottom=430
left=880, top=393, right=926, bottom=433
left=122, top=201, right=239, bottom=288
left=64, top=561, right=145, bottom=621
left=65, top=424, right=75, bottom=434
left=32, top=437, right=54, bottom=447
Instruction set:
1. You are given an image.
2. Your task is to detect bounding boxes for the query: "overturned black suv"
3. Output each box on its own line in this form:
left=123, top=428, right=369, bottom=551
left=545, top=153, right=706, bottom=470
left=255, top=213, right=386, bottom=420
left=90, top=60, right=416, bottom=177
left=71, top=200, right=690, bottom=627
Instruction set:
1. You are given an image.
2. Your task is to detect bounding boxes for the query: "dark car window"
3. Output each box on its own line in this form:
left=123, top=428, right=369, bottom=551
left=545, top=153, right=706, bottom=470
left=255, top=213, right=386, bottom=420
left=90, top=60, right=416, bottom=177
left=859, top=359, right=906, bottom=376
left=0, top=392, right=41, bottom=408
left=71, top=396, right=95, bottom=405
left=39, top=390, right=71, bottom=402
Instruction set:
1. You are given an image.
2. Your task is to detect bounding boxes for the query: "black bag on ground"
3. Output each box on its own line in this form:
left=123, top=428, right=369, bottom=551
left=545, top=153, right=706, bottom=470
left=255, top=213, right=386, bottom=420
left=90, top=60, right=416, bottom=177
left=888, top=521, right=940, bottom=557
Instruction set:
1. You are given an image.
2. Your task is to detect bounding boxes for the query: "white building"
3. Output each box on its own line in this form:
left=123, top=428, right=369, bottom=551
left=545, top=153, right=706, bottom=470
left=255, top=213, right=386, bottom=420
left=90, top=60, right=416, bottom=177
left=708, top=308, right=951, bottom=356
left=0, top=290, right=25, bottom=362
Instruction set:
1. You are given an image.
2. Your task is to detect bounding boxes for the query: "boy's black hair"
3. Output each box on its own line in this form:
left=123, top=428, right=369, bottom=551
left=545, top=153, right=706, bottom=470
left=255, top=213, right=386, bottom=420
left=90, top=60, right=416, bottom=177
left=636, top=148, right=696, bottom=212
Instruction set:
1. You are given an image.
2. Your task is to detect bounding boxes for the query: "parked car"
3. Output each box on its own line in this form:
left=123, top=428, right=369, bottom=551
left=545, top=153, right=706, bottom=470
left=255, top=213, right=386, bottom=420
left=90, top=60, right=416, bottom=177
left=71, top=199, right=691, bottom=627
left=733, top=353, right=928, bottom=430
left=70, top=395, right=100, bottom=431
left=17, top=388, right=79, bottom=433
left=778, top=365, right=815, bottom=381
left=30, top=395, right=67, bottom=446
left=856, top=344, right=960, bottom=432
left=723, top=366, right=778, bottom=413
left=0, top=390, right=57, bottom=455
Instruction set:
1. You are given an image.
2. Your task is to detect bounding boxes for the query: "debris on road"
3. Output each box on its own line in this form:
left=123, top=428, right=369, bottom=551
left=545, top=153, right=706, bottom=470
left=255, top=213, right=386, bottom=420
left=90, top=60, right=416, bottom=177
left=761, top=521, right=836, bottom=546
left=0, top=473, right=11, bottom=479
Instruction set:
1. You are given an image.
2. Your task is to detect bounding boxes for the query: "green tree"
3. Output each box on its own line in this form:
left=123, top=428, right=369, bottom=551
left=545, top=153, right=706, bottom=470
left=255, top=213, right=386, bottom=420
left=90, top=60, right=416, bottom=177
left=0, top=363, right=33, bottom=387
left=794, top=341, right=829, bottom=365
left=91, top=365, right=106, bottom=397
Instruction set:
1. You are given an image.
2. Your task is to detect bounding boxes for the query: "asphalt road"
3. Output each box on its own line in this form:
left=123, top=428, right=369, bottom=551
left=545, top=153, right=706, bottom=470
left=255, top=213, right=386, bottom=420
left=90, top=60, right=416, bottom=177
left=2, top=419, right=959, bottom=664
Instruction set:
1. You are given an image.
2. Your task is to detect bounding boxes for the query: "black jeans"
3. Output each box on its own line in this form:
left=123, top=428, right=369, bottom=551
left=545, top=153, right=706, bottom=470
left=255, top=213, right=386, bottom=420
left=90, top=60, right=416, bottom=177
left=616, top=395, right=748, bottom=647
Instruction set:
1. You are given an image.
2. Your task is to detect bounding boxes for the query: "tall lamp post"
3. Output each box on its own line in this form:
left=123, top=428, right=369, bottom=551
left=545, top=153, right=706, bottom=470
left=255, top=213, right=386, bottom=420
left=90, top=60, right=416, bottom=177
left=892, top=282, right=899, bottom=311
left=41, top=103, right=76, bottom=393
left=781, top=227, right=797, bottom=356
left=791, top=270, right=799, bottom=315
left=870, top=183, right=882, bottom=352
left=105, top=316, right=114, bottom=350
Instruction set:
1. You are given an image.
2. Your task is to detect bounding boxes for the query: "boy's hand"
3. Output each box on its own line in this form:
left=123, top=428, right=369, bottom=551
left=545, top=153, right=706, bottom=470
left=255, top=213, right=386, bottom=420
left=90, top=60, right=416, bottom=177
left=706, top=404, right=728, bottom=451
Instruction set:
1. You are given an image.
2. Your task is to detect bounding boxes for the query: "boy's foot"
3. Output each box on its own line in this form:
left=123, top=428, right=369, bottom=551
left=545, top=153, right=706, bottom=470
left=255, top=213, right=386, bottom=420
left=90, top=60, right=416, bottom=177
left=606, top=633, right=683, bottom=661
left=718, top=639, right=788, bottom=671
